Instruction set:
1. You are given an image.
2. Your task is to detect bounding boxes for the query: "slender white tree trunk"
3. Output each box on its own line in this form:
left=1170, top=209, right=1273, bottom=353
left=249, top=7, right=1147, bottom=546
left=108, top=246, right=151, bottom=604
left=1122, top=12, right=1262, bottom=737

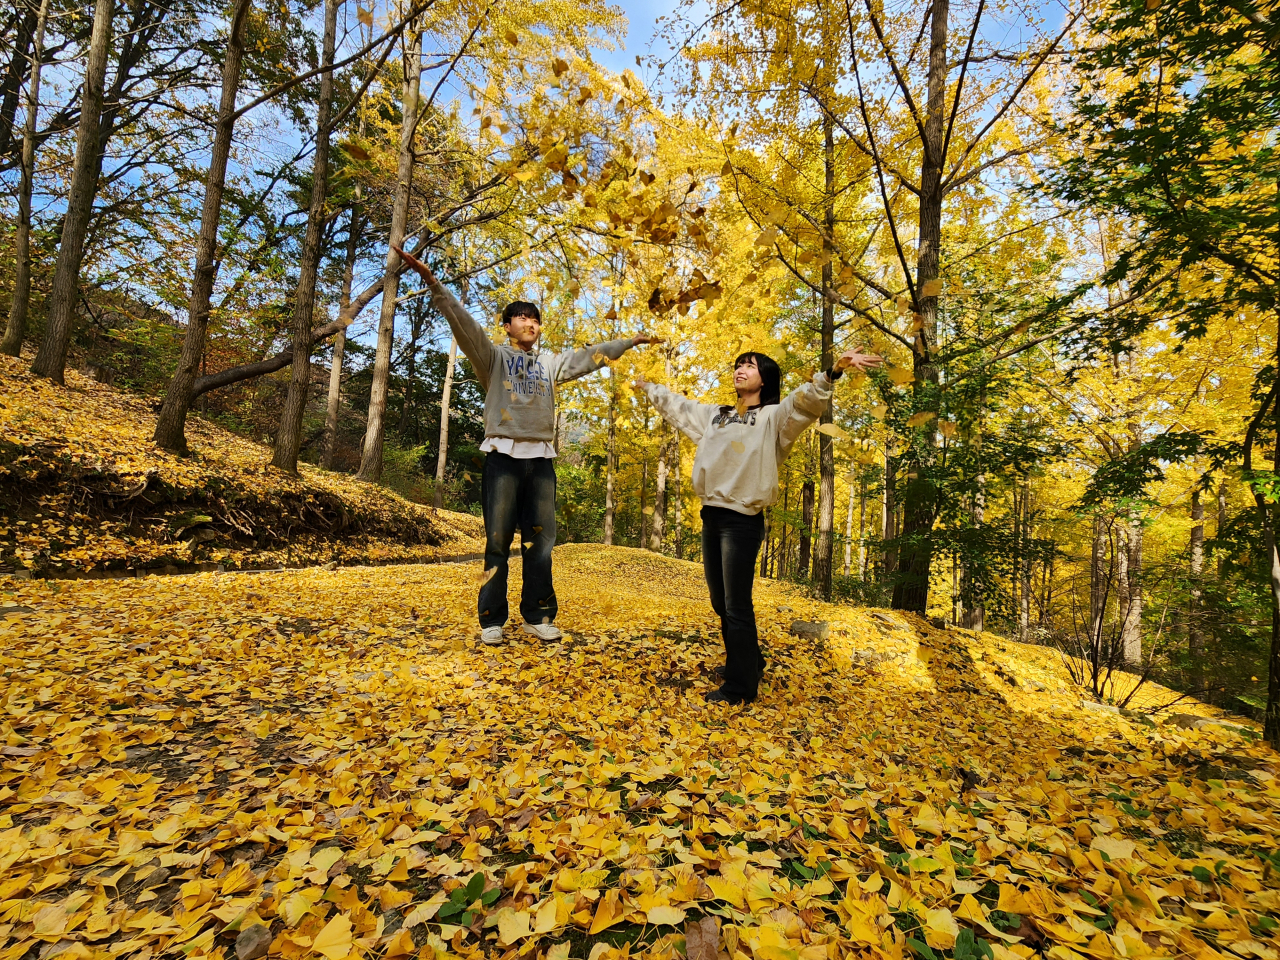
left=432, top=337, right=457, bottom=509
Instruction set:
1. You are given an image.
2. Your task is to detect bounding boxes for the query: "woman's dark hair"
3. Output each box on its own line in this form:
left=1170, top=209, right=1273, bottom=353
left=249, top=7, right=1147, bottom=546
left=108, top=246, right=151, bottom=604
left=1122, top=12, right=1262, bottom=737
left=734, top=351, right=781, bottom=406
left=502, top=300, right=542, bottom=324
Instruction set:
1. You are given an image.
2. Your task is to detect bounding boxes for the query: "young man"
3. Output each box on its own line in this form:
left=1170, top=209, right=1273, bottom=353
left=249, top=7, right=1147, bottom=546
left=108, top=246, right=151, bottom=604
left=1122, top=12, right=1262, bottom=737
left=395, top=247, right=659, bottom=644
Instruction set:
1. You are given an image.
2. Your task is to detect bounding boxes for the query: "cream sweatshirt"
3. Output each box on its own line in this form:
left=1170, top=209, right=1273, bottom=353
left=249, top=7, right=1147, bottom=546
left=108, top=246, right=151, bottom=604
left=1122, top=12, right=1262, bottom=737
left=430, top=284, right=634, bottom=444
left=642, top=372, right=835, bottom=516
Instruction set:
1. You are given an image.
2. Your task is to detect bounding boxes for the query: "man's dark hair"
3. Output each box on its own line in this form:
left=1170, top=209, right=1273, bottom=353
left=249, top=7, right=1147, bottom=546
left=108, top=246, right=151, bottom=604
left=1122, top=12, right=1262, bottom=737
left=734, top=352, right=781, bottom=406
left=502, top=300, right=541, bottom=325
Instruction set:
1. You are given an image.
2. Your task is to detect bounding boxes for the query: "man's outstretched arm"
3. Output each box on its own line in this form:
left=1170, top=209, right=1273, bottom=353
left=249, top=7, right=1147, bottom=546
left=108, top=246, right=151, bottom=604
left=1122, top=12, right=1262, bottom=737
left=395, top=247, right=495, bottom=383
left=553, top=333, right=662, bottom=383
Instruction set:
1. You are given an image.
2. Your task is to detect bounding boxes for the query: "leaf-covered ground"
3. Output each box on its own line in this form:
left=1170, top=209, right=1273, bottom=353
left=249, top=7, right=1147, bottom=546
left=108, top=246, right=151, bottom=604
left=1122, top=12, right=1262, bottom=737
left=1, top=546, right=1276, bottom=960
left=0, top=355, right=484, bottom=576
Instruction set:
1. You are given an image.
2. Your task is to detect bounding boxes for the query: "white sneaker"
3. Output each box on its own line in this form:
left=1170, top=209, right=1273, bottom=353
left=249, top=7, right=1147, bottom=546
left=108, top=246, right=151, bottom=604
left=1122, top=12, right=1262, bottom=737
left=522, top=622, right=562, bottom=641
left=480, top=626, right=504, bottom=645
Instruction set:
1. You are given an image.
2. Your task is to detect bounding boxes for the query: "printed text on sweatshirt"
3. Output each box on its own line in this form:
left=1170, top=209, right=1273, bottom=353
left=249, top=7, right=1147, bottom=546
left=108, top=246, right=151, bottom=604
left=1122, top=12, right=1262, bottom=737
left=430, top=284, right=634, bottom=443
left=641, top=372, right=834, bottom=516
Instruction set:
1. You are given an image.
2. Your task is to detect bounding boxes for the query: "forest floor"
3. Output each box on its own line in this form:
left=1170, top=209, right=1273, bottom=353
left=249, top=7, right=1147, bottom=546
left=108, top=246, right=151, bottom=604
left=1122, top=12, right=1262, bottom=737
left=0, top=355, right=484, bottom=577
left=1, top=546, right=1277, bottom=960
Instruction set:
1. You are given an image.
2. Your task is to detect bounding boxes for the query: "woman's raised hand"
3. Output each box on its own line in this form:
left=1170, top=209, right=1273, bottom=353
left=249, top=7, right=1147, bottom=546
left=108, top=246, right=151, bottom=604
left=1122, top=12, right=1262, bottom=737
left=835, top=348, right=885, bottom=373
left=631, top=334, right=664, bottom=346
left=391, top=245, right=439, bottom=289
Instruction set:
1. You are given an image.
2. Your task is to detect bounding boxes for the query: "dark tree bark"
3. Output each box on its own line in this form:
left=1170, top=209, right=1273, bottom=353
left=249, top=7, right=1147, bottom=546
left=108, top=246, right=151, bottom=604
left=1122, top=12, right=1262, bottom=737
left=651, top=424, right=669, bottom=552
left=813, top=110, right=837, bottom=599
left=152, top=0, right=252, bottom=450
left=1, top=0, right=49, bottom=357
left=0, top=2, right=37, bottom=161
left=798, top=478, right=815, bottom=579
left=397, top=302, right=424, bottom=436
left=1189, top=484, right=1205, bottom=684
left=29, top=0, right=113, bottom=382
left=272, top=0, right=340, bottom=473
left=357, top=24, right=421, bottom=481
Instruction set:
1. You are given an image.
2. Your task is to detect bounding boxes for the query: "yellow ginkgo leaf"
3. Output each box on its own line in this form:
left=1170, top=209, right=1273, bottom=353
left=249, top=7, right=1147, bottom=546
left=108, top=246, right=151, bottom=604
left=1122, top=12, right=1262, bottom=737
left=647, top=905, right=687, bottom=926
left=503, top=27, right=518, bottom=44
left=312, top=913, right=353, bottom=960
left=920, top=278, right=943, bottom=297
left=940, top=422, right=957, bottom=439
left=730, top=441, right=746, bottom=454
left=501, top=408, right=514, bottom=422
left=871, top=404, right=888, bottom=420
left=814, top=422, right=850, bottom=441
left=886, top=366, right=915, bottom=386
left=906, top=411, right=936, bottom=428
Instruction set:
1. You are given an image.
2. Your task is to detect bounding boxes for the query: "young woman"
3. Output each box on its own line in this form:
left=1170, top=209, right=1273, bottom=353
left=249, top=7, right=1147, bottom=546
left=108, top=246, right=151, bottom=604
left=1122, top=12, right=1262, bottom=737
left=639, top=348, right=882, bottom=704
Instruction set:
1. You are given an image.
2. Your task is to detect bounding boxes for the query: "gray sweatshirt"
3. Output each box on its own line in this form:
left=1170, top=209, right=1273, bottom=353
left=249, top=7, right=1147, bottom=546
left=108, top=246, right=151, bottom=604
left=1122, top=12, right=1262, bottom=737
left=430, top=284, right=635, bottom=444
left=642, top=372, right=835, bottom=515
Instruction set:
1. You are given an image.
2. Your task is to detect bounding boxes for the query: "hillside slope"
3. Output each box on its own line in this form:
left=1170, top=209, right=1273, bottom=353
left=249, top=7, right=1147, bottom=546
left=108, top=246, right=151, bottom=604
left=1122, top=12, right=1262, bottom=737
left=0, top=546, right=1274, bottom=960
left=0, top=355, right=484, bottom=575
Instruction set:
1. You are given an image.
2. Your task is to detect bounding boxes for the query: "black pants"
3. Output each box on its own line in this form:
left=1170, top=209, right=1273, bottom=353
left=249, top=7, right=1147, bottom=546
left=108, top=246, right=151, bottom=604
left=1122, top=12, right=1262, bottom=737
left=701, top=505, right=765, bottom=700
left=478, top=452, right=558, bottom=628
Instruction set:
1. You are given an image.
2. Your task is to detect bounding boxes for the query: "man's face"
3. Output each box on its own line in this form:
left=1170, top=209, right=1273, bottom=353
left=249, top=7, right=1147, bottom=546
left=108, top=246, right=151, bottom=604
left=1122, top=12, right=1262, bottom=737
left=505, top=311, right=541, bottom=350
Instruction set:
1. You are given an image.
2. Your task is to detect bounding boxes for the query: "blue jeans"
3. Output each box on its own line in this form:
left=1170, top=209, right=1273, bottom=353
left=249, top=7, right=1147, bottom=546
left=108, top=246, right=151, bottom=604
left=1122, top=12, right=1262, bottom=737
left=478, top=452, right=558, bottom=628
left=701, top=505, right=765, bottom=700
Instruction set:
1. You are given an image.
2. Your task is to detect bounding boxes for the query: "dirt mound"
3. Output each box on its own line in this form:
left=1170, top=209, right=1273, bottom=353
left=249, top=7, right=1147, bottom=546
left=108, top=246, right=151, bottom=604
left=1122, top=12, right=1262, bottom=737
left=0, top=355, right=484, bottom=575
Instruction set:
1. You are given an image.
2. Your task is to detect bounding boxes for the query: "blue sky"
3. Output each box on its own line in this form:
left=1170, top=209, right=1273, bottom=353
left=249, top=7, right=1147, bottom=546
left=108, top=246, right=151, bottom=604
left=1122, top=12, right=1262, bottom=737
left=592, top=0, right=673, bottom=76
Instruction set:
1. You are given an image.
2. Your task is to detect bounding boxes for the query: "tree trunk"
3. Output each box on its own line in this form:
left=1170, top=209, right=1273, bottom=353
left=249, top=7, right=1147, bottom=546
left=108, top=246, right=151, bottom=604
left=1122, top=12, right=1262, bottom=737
left=272, top=0, right=339, bottom=473
left=1089, top=512, right=1107, bottom=642
left=640, top=455, right=649, bottom=547
left=890, top=0, right=949, bottom=613
left=0, top=2, right=37, bottom=163
left=603, top=383, right=616, bottom=545
left=1019, top=485, right=1032, bottom=642
left=151, top=0, right=251, bottom=447
left=813, top=111, right=837, bottom=600
left=1, top=0, right=50, bottom=358
left=1189, top=484, right=1205, bottom=684
left=960, top=471, right=985, bottom=630
left=1217, top=478, right=1228, bottom=579
left=882, top=453, right=897, bottom=577
left=651, top=424, right=669, bottom=551
left=323, top=208, right=362, bottom=469
left=780, top=467, right=791, bottom=578
left=798, top=479, right=815, bottom=579
left=858, top=475, right=868, bottom=578
left=673, top=437, right=683, bottom=559
left=1120, top=512, right=1143, bottom=664
left=761, top=511, right=771, bottom=577
left=843, top=474, right=856, bottom=576
left=357, top=23, right=421, bottom=481
left=432, top=336, right=457, bottom=509
left=398, top=304, right=423, bottom=435
left=29, top=0, right=114, bottom=382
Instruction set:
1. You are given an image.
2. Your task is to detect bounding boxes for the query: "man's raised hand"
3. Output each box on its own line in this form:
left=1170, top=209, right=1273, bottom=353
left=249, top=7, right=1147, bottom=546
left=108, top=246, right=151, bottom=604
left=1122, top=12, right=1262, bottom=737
left=391, top=245, right=439, bottom=289
left=834, top=348, right=885, bottom=373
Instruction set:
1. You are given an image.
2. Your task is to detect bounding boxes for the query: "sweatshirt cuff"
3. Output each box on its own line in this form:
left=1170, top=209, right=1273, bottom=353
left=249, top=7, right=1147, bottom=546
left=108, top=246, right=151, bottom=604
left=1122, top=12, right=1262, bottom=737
left=821, top=368, right=841, bottom=383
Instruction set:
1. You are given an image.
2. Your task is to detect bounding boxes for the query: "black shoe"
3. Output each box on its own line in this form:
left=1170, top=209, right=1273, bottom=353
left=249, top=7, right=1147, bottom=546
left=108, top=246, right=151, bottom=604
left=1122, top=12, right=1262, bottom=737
left=705, top=689, right=753, bottom=705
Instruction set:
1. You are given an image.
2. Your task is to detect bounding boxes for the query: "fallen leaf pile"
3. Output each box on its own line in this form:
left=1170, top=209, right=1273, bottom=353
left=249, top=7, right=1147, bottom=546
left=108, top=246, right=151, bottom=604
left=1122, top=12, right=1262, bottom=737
left=1, top=547, right=1276, bottom=960
left=0, top=357, right=484, bottom=575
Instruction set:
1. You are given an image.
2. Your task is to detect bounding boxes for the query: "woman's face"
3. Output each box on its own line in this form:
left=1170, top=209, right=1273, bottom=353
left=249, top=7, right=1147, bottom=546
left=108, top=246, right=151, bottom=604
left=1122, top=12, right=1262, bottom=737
left=734, top=356, right=763, bottom=393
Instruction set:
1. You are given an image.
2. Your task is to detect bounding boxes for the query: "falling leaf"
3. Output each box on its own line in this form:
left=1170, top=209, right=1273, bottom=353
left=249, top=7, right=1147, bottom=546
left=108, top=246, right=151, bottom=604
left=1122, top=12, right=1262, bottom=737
left=920, top=278, right=943, bottom=297
left=356, top=5, right=372, bottom=26
left=501, top=408, right=514, bottom=422
left=477, top=566, right=497, bottom=585
left=815, top=422, right=850, bottom=441
left=906, top=411, right=936, bottom=428
left=340, top=142, right=370, bottom=161
left=871, top=404, right=888, bottom=420
left=503, top=27, right=518, bottom=44
left=731, top=441, right=746, bottom=454
left=886, top=366, right=915, bottom=386
left=552, top=57, right=569, bottom=76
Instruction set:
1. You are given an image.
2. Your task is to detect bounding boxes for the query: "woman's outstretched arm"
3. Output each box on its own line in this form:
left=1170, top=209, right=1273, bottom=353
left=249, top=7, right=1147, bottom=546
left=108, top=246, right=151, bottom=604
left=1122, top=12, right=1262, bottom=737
left=638, top=379, right=717, bottom=444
